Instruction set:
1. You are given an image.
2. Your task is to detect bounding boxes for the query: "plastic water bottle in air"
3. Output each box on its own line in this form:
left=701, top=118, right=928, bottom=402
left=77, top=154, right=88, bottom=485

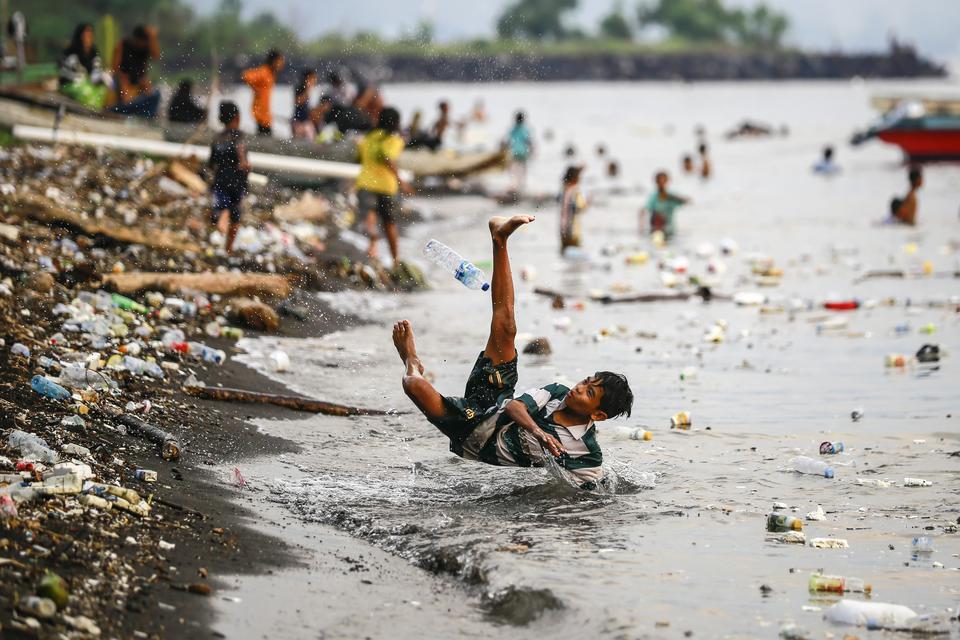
left=790, top=455, right=834, bottom=478
left=422, top=239, right=490, bottom=291
left=31, top=375, right=72, bottom=401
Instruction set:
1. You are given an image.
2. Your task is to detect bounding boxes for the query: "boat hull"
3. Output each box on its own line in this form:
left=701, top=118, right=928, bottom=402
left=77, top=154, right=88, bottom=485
left=877, top=129, right=960, bottom=160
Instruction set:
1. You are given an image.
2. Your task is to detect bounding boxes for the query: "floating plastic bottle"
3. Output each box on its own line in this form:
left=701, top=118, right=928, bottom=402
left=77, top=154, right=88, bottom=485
left=423, top=239, right=490, bottom=291
left=613, top=426, right=653, bottom=441
left=268, top=350, right=290, bottom=372
left=670, top=411, right=692, bottom=429
left=7, top=429, right=58, bottom=463
left=791, top=455, right=834, bottom=478
left=884, top=353, right=910, bottom=368
left=819, top=441, right=844, bottom=455
left=186, top=342, right=226, bottom=365
left=31, top=375, right=72, bottom=401
left=911, top=536, right=934, bottom=554
left=824, top=600, right=918, bottom=630
left=809, top=572, right=872, bottom=594
left=767, top=513, right=803, bottom=532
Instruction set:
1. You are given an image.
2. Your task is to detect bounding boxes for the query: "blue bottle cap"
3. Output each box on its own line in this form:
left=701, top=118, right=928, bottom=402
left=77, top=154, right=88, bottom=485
left=481, top=283, right=490, bottom=291
left=824, top=468, right=835, bottom=479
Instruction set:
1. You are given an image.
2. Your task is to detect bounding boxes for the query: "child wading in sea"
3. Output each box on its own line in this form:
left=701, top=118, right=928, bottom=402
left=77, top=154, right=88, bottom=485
left=393, top=216, right=634, bottom=490
left=208, top=101, right=250, bottom=254
left=559, top=165, right=587, bottom=254
left=642, top=170, right=689, bottom=241
left=506, top=110, right=533, bottom=193
left=888, top=166, right=923, bottom=226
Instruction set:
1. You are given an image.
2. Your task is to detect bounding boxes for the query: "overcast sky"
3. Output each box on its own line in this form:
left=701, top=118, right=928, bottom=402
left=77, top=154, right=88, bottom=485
left=192, top=0, right=960, bottom=61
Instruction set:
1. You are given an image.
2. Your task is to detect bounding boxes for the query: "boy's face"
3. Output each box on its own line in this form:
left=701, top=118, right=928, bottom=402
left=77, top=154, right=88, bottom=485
left=656, top=174, right=668, bottom=189
left=565, top=376, right=608, bottom=422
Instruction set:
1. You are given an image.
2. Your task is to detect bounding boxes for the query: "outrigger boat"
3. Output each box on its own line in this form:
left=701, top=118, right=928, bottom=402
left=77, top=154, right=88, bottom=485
left=851, top=98, right=960, bottom=161
left=0, top=86, right=508, bottom=181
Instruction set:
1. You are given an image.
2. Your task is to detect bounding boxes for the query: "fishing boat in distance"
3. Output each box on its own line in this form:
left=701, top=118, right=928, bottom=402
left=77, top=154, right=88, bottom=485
left=852, top=97, right=960, bottom=161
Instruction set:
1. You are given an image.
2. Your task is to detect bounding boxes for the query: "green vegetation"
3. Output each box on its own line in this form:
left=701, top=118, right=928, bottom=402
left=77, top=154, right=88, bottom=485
left=12, top=0, right=790, bottom=72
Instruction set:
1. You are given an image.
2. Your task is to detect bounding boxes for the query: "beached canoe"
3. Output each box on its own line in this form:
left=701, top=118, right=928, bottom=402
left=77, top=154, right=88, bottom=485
left=0, top=88, right=507, bottom=179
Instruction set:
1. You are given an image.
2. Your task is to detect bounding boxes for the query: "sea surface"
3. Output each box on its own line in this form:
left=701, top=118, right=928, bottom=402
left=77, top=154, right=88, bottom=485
left=231, top=80, right=959, bottom=638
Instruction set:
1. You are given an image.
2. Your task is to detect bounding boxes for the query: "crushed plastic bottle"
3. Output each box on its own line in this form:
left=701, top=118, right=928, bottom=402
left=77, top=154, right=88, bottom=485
left=186, top=342, right=226, bottom=365
left=121, top=356, right=165, bottom=379
left=809, top=572, right=871, bottom=594
left=31, top=375, right=72, bottom=401
left=819, top=441, right=844, bottom=455
left=7, top=430, right=58, bottom=464
left=790, top=455, right=834, bottom=478
left=767, top=513, right=803, bottom=532
left=423, top=239, right=490, bottom=291
left=824, top=600, right=918, bottom=630
left=670, top=411, right=692, bottom=429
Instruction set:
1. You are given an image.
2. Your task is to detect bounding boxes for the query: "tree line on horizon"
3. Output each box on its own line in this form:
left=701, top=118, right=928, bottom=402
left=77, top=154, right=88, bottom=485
left=18, top=0, right=790, bottom=71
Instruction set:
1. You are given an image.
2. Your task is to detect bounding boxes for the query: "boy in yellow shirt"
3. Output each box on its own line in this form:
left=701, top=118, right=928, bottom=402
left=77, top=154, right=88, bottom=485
left=355, top=107, right=411, bottom=263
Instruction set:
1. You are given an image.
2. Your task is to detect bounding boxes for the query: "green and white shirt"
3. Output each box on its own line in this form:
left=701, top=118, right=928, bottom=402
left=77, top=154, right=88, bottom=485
left=459, top=383, right=605, bottom=489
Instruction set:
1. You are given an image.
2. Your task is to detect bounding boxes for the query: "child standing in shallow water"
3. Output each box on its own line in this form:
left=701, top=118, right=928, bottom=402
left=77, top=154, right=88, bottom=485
left=642, top=171, right=689, bottom=241
left=208, top=101, right=250, bottom=254
left=559, top=165, right=587, bottom=254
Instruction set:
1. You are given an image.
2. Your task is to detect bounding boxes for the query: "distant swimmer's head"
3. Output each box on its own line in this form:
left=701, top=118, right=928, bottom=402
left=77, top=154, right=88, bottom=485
left=378, top=107, right=401, bottom=134
left=563, top=144, right=576, bottom=157
left=698, top=142, right=708, bottom=156
left=515, top=111, right=525, bottom=125
left=654, top=170, right=669, bottom=190
left=438, top=100, right=450, bottom=114
left=607, top=160, right=619, bottom=178
left=562, top=165, right=583, bottom=186
left=823, top=146, right=834, bottom=161
left=681, top=154, right=694, bottom=172
left=908, top=165, right=923, bottom=188
left=218, top=101, right=240, bottom=128
left=596, top=144, right=607, bottom=157
left=266, top=49, right=285, bottom=72
left=565, top=372, right=634, bottom=423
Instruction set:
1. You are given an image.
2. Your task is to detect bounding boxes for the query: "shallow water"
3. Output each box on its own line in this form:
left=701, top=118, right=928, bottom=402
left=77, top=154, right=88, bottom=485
left=234, top=80, right=959, bottom=638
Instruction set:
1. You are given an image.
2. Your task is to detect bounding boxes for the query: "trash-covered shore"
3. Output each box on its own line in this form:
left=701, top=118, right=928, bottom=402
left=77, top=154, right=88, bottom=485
left=0, top=142, right=416, bottom=637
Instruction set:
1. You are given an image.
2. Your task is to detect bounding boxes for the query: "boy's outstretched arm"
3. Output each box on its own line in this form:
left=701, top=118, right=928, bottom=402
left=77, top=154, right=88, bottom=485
left=483, top=215, right=534, bottom=366
left=502, top=399, right=565, bottom=457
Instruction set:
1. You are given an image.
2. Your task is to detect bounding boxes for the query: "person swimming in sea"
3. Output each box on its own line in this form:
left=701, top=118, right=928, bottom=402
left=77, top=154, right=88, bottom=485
left=392, top=215, right=634, bottom=490
left=888, top=166, right=922, bottom=226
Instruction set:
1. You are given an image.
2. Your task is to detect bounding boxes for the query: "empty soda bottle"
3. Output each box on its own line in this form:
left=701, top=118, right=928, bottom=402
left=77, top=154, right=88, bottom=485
left=670, top=411, right=692, bottom=429
left=613, top=426, right=653, bottom=441
left=766, top=513, right=803, bottom=532
left=422, top=239, right=490, bottom=291
left=790, top=455, right=834, bottom=478
left=819, top=441, right=844, bottom=455
left=809, top=572, right=872, bottom=594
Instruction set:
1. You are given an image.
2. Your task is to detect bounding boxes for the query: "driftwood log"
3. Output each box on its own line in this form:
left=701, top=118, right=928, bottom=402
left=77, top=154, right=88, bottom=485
left=103, top=272, right=291, bottom=299
left=533, top=286, right=724, bottom=304
left=6, top=192, right=200, bottom=253
left=168, top=160, right=208, bottom=194
left=184, top=385, right=394, bottom=417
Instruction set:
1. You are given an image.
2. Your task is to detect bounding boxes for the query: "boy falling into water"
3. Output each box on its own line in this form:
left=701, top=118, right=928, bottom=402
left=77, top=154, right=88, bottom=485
left=392, top=216, right=634, bottom=490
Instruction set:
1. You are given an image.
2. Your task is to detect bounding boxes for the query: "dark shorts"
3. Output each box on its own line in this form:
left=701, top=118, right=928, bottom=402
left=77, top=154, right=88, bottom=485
left=428, top=352, right=518, bottom=453
left=256, top=123, right=272, bottom=136
left=211, top=188, right=244, bottom=224
left=357, top=189, right=398, bottom=224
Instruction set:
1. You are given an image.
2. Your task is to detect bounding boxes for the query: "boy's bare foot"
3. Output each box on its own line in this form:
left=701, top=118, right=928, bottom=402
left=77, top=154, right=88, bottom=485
left=392, top=320, right=425, bottom=375
left=489, top=214, right=535, bottom=244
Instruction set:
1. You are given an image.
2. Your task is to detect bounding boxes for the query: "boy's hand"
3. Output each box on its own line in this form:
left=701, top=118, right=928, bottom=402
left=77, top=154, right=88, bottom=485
left=532, top=427, right=565, bottom=458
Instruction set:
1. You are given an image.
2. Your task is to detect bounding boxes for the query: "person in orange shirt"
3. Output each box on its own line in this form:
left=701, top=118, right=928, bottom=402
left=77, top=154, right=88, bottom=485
left=241, top=50, right=285, bottom=136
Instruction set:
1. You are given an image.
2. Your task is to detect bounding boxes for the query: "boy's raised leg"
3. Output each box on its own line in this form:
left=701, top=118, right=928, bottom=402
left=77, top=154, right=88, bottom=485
left=393, top=320, right=446, bottom=421
left=484, top=215, right=535, bottom=365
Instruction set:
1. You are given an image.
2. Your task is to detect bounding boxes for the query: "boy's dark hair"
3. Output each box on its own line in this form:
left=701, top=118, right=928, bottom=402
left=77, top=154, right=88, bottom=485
left=133, top=25, right=148, bottom=41
left=218, top=101, right=239, bottom=125
left=594, top=371, right=633, bottom=419
left=908, top=166, right=922, bottom=185
left=515, top=111, right=525, bottom=124
left=378, top=107, right=400, bottom=133
left=266, top=49, right=283, bottom=65
left=654, top=170, right=668, bottom=181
